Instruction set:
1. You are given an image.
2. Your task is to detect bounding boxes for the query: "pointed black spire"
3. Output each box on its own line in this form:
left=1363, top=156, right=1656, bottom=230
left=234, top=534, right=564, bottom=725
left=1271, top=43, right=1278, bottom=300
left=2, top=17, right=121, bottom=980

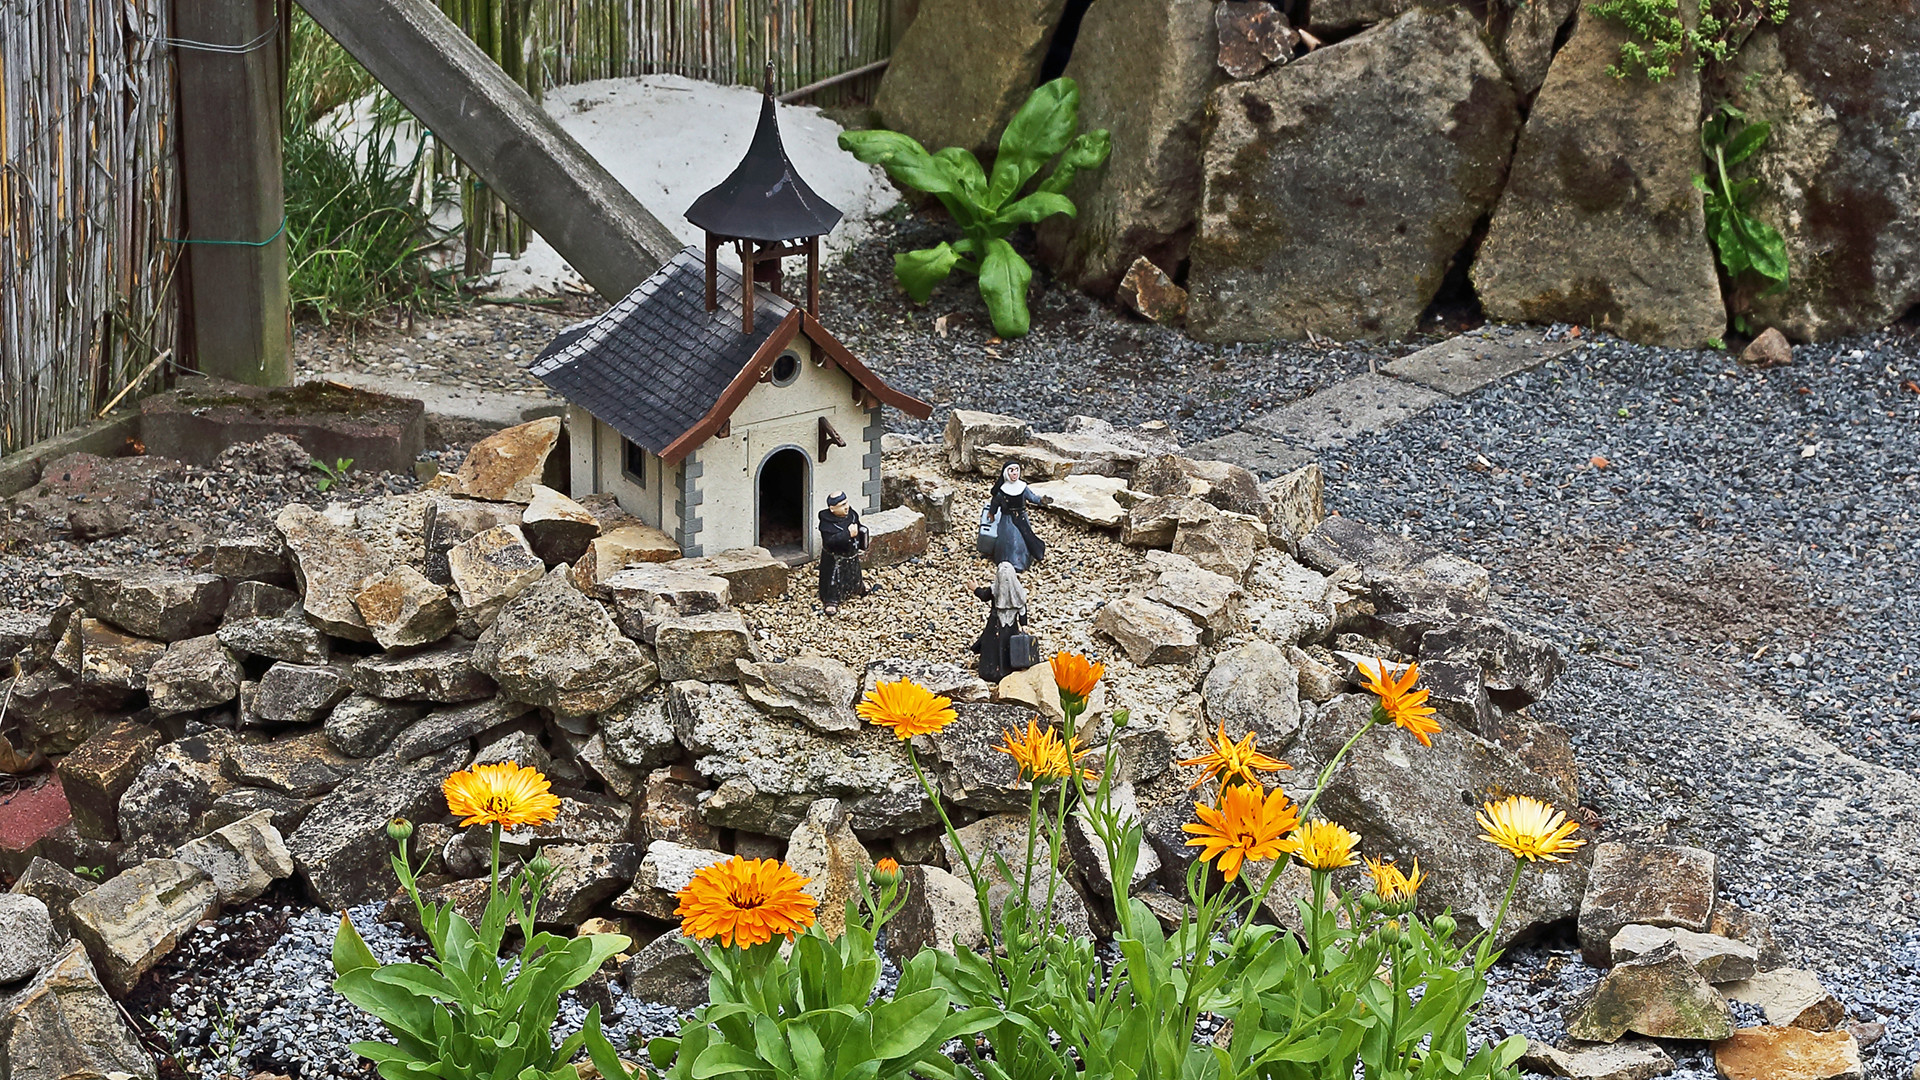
left=685, top=64, right=843, bottom=243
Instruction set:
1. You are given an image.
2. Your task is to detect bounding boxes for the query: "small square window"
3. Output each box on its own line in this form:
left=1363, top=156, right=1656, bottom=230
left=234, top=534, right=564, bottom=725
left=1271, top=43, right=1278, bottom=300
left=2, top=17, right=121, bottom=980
left=624, top=439, right=648, bottom=488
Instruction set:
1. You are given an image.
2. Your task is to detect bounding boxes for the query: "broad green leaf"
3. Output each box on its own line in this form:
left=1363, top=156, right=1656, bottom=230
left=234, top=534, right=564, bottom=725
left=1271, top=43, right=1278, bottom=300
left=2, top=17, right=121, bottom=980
left=332, top=914, right=378, bottom=975
left=977, top=238, right=1033, bottom=339
left=333, top=968, right=440, bottom=1045
left=838, top=131, right=959, bottom=199
left=996, top=192, right=1076, bottom=226
left=1037, top=130, right=1113, bottom=196
left=1725, top=120, right=1771, bottom=166
left=871, top=988, right=953, bottom=1058
left=690, top=1044, right=774, bottom=1080
left=894, top=244, right=962, bottom=303
left=988, top=78, right=1082, bottom=208
left=370, top=963, right=457, bottom=1002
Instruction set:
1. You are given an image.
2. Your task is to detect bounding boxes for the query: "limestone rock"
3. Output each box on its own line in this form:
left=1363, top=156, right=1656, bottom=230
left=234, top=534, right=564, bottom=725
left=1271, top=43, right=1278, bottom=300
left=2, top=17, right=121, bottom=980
left=605, top=566, right=731, bottom=640
left=116, top=731, right=237, bottom=857
left=1142, top=549, right=1242, bottom=643
left=1610, top=924, right=1758, bottom=985
left=572, top=525, right=683, bottom=594
left=639, top=766, right=721, bottom=850
left=0, top=940, right=155, bottom=1080
left=56, top=721, right=161, bottom=841
left=736, top=655, right=860, bottom=734
left=1709, top=901, right=1788, bottom=971
left=1065, top=784, right=1160, bottom=898
left=1474, top=9, right=1725, bottom=347
left=941, top=814, right=1091, bottom=939
left=1303, top=695, right=1587, bottom=945
left=4, top=667, right=125, bottom=755
left=1031, top=476, right=1130, bottom=529
left=1034, top=0, right=1217, bottom=295
left=600, top=695, right=680, bottom=772
left=621, top=932, right=709, bottom=1010
left=1188, top=8, right=1520, bottom=341
left=248, top=662, right=352, bottom=727
left=62, top=567, right=228, bottom=642
left=1094, top=597, right=1203, bottom=666
left=1260, top=464, right=1325, bottom=544
left=1420, top=617, right=1566, bottom=708
left=1720, top=968, right=1848, bottom=1031
left=1132, top=455, right=1266, bottom=519
left=473, top=726, right=552, bottom=775
left=353, top=565, right=457, bottom=649
left=1215, top=1, right=1292, bottom=80
left=575, top=733, right=639, bottom=800
left=1566, top=943, right=1733, bottom=1043
left=449, top=416, right=560, bottom=503
left=667, top=548, right=790, bottom=605
left=917, top=702, right=1042, bottom=812
left=422, top=496, right=524, bottom=584
left=10, top=858, right=94, bottom=942
left=1172, top=512, right=1266, bottom=580
left=862, top=507, right=929, bottom=568
left=1725, top=9, right=1920, bottom=341
left=471, top=568, right=658, bottom=718
left=944, top=410, right=1031, bottom=475
left=225, top=730, right=361, bottom=799
left=1741, top=326, right=1794, bottom=368
left=1121, top=496, right=1196, bottom=549
left=388, top=697, right=536, bottom=763
left=861, top=658, right=992, bottom=704
left=1286, top=644, right=1345, bottom=702
left=1713, top=1025, right=1862, bottom=1080
left=324, top=693, right=426, bottom=757
left=786, top=799, right=872, bottom=940
left=200, top=788, right=315, bottom=841
left=211, top=533, right=293, bottom=586
left=534, top=842, right=641, bottom=925
left=1201, top=639, right=1301, bottom=751
left=349, top=637, right=495, bottom=702
left=873, top=0, right=1070, bottom=154
left=615, top=841, right=730, bottom=920
left=521, top=484, right=600, bottom=565
left=1519, top=1038, right=1675, bottom=1080
left=65, top=619, right=167, bottom=692
left=1578, top=842, right=1718, bottom=966
left=68, top=858, right=220, bottom=995
left=217, top=581, right=329, bottom=665
left=286, top=745, right=468, bottom=907
left=447, top=525, right=546, bottom=635
left=0, top=894, right=53, bottom=982
left=275, top=505, right=391, bottom=642
left=146, top=634, right=244, bottom=716
left=883, top=863, right=986, bottom=964
left=172, top=811, right=293, bottom=904
left=881, top=467, right=957, bottom=535
left=1122, top=257, right=1193, bottom=322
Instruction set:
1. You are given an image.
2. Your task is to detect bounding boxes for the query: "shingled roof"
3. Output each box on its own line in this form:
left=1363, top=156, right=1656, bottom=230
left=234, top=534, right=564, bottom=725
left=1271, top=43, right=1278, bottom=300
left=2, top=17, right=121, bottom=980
left=530, top=247, right=930, bottom=464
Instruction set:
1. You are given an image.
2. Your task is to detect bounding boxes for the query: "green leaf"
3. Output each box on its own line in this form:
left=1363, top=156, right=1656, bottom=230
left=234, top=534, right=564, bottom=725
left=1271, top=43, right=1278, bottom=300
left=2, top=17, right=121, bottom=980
left=838, top=130, right=959, bottom=199
left=1744, top=214, right=1791, bottom=284
left=871, top=988, right=953, bottom=1058
left=987, top=78, right=1082, bottom=209
left=690, top=1044, right=774, bottom=1080
left=332, top=914, right=378, bottom=975
left=1724, top=120, right=1771, bottom=166
left=894, top=244, right=963, bottom=303
left=995, top=192, right=1076, bottom=226
left=370, top=963, right=457, bottom=1002
left=1036, top=130, right=1112, bottom=197
left=976, top=238, right=1033, bottom=339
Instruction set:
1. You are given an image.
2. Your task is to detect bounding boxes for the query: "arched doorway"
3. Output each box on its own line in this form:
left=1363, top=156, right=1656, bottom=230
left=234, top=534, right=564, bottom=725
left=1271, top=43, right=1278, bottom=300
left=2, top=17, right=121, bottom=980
left=756, top=446, right=809, bottom=558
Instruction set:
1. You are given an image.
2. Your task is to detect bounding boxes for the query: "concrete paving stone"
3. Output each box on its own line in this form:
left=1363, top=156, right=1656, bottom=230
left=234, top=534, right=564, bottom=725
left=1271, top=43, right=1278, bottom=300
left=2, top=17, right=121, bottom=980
left=1184, top=431, right=1316, bottom=479
left=1242, top=373, right=1447, bottom=451
left=1382, top=326, right=1578, bottom=396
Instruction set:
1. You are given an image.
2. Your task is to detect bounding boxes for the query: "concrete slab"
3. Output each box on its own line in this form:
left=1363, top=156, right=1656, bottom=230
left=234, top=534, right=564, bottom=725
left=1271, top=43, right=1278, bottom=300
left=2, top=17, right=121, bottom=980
left=140, top=377, right=425, bottom=473
left=310, top=372, right=561, bottom=429
left=1241, top=373, right=1446, bottom=452
left=1184, top=431, right=1315, bottom=478
left=1383, top=326, right=1578, bottom=396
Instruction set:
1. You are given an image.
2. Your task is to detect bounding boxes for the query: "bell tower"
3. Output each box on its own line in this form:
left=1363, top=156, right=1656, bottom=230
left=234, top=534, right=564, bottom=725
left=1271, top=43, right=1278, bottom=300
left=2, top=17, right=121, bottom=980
left=684, top=64, right=844, bottom=334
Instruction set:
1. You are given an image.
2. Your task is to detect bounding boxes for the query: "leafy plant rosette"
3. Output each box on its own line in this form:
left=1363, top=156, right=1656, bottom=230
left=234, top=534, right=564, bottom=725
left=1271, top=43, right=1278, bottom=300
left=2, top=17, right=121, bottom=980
left=1694, top=104, right=1789, bottom=306
left=330, top=762, right=634, bottom=1080
left=839, top=78, right=1111, bottom=339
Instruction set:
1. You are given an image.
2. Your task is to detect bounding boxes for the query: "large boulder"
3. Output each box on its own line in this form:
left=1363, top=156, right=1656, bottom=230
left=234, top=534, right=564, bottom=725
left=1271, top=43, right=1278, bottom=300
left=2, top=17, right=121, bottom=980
left=61, top=568, right=227, bottom=642
left=217, top=581, right=329, bottom=665
left=274, top=505, right=392, bottom=642
left=286, top=745, right=467, bottom=907
left=667, top=548, right=790, bottom=605
left=116, top=732, right=236, bottom=858
left=1036, top=0, right=1219, bottom=295
left=353, top=565, right=457, bottom=650
left=1473, top=9, right=1726, bottom=347
left=67, top=858, right=220, bottom=995
left=10, top=858, right=95, bottom=941
left=917, top=702, right=1044, bottom=812
left=872, top=0, right=1069, bottom=154
left=246, top=662, right=353, bottom=727
left=653, top=612, right=755, bottom=683
left=533, top=842, right=642, bottom=925
left=1143, top=549, right=1242, bottom=642
left=1723, top=8, right=1920, bottom=341
left=1031, top=476, right=1130, bottom=530
left=349, top=638, right=495, bottom=702
left=1303, top=696, right=1587, bottom=945
left=521, top=484, right=600, bottom=566
left=1093, top=596, right=1203, bottom=666
left=447, top=524, right=547, bottom=635
left=224, top=730, right=362, bottom=799
left=736, top=655, right=861, bottom=735
left=422, top=496, right=525, bottom=584
left=388, top=697, right=536, bottom=763
left=1201, top=640, right=1302, bottom=751
left=944, top=411, right=1031, bottom=476
left=472, top=568, right=658, bottom=718
left=1187, top=7, right=1520, bottom=341
left=883, top=863, right=987, bottom=964
left=449, top=416, right=560, bottom=503
left=0, top=940, right=156, bottom=1080
left=1719, top=968, right=1849, bottom=1031
left=1131, top=455, right=1266, bottom=520
left=60, top=619, right=166, bottom=693
left=324, top=693, right=426, bottom=757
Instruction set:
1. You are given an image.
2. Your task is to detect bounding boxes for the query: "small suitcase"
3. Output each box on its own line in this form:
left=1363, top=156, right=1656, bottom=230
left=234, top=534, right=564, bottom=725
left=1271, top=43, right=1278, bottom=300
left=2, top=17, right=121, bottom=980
left=976, top=505, right=1001, bottom=557
left=1008, top=631, right=1039, bottom=671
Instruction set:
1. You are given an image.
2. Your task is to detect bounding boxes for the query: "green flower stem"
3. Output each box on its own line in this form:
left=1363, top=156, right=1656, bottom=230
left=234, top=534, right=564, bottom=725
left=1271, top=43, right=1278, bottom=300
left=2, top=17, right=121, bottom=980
left=1021, top=782, right=1044, bottom=905
left=489, top=822, right=502, bottom=895
left=1299, top=716, right=1378, bottom=824
left=1309, top=869, right=1330, bottom=978
left=1235, top=850, right=1292, bottom=940
left=906, top=746, right=996, bottom=947
left=1477, top=860, right=1525, bottom=972
left=1038, top=695, right=1085, bottom=939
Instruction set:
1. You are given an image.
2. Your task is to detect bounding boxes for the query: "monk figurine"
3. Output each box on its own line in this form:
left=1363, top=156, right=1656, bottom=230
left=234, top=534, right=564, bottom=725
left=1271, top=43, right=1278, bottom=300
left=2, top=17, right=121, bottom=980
left=817, top=491, right=874, bottom=616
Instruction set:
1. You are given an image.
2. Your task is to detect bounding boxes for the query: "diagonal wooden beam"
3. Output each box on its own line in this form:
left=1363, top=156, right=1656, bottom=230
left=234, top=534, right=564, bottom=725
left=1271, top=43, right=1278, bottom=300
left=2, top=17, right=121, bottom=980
left=295, top=0, right=682, bottom=300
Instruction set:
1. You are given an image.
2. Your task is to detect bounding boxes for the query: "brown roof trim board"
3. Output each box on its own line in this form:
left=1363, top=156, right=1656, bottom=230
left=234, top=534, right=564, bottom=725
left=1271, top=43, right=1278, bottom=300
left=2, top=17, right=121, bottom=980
left=656, top=309, right=933, bottom=464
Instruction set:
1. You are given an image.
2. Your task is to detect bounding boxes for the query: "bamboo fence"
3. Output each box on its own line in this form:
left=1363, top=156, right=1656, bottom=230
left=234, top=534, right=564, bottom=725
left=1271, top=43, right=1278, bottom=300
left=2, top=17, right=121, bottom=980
left=0, top=0, right=181, bottom=458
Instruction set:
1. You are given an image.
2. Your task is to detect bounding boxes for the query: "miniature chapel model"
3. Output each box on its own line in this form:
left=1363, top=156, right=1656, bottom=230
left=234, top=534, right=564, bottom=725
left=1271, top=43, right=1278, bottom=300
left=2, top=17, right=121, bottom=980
left=531, top=71, right=931, bottom=560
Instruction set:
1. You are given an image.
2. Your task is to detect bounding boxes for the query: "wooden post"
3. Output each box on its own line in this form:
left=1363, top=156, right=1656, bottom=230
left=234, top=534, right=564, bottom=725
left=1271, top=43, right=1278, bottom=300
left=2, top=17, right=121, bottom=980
left=297, top=0, right=682, bottom=301
left=172, top=0, right=292, bottom=386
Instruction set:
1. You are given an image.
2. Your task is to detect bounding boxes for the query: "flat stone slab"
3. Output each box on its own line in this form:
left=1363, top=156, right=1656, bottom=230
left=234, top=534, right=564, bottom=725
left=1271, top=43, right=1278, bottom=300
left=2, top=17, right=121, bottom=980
left=1183, top=431, right=1316, bottom=478
left=1382, top=326, right=1578, bottom=396
left=1242, top=373, right=1446, bottom=451
left=140, top=376, right=424, bottom=474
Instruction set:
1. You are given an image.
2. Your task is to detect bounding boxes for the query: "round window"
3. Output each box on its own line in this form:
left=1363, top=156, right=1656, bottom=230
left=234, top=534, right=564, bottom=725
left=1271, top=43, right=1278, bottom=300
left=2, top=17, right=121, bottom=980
left=770, top=351, right=802, bottom=386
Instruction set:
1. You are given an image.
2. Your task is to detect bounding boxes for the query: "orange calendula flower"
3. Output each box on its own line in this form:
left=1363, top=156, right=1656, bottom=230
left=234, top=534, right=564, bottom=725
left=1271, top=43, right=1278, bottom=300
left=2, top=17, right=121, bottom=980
left=1050, top=652, right=1105, bottom=704
left=443, top=762, right=562, bottom=829
left=1291, top=819, right=1362, bottom=871
left=1182, top=783, right=1301, bottom=883
left=1365, top=856, right=1426, bottom=907
left=674, top=856, right=819, bottom=948
left=1179, top=722, right=1292, bottom=790
left=1359, top=660, right=1442, bottom=747
left=857, top=679, right=958, bottom=739
left=872, top=857, right=901, bottom=886
left=994, top=719, right=1094, bottom=783
left=1476, top=795, right=1586, bottom=863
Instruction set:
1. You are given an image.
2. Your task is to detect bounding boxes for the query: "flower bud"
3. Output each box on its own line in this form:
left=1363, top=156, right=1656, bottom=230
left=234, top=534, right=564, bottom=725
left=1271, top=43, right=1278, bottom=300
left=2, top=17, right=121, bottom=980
left=1432, top=914, right=1456, bottom=939
left=1358, top=892, right=1383, bottom=914
left=1378, top=920, right=1402, bottom=946
left=527, top=850, right=555, bottom=879
left=872, top=857, right=902, bottom=888
left=386, top=817, right=414, bottom=843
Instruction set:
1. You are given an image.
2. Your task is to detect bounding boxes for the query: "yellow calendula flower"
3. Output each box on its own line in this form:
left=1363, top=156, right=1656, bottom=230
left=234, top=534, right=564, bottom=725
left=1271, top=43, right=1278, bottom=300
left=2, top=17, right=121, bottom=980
left=1179, top=722, right=1292, bottom=790
left=674, top=856, right=819, bottom=948
left=1291, top=819, right=1362, bottom=872
left=1049, top=651, right=1105, bottom=705
left=994, top=719, right=1093, bottom=783
left=1476, top=794, right=1586, bottom=863
left=443, top=762, right=562, bottom=829
left=1182, top=783, right=1301, bottom=883
left=872, top=857, right=902, bottom=887
left=857, top=678, right=958, bottom=739
left=1365, top=856, right=1426, bottom=911
left=1359, top=660, right=1442, bottom=747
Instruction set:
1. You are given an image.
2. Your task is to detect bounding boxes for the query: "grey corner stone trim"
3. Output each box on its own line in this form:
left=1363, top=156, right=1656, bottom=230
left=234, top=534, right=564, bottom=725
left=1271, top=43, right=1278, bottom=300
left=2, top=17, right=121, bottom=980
left=677, top=451, right=703, bottom=557
left=863, top=407, right=884, bottom=513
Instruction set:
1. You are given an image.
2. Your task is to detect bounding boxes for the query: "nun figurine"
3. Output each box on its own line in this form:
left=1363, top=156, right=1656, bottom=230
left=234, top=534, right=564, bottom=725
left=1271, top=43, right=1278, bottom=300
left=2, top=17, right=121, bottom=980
left=989, top=462, right=1054, bottom=571
left=971, top=562, right=1032, bottom=682
left=817, top=491, right=872, bottom=616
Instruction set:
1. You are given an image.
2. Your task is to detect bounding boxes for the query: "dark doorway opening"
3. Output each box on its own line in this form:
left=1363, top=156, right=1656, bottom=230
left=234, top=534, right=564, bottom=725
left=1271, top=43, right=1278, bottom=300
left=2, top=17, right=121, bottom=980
left=757, top=447, right=808, bottom=557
